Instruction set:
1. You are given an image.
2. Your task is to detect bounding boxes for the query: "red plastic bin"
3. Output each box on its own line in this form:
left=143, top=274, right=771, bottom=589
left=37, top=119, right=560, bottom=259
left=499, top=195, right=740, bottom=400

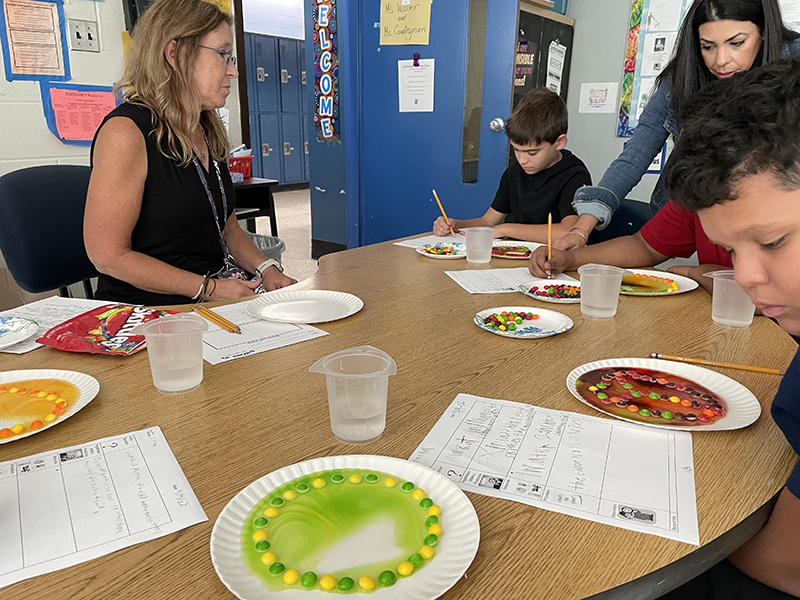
left=228, top=156, right=253, bottom=178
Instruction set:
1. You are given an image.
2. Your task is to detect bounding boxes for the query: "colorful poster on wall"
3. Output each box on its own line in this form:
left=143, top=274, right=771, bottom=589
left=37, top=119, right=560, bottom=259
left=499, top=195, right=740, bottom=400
left=40, top=82, right=116, bottom=145
left=379, top=0, right=432, bottom=45
left=0, top=0, right=70, bottom=82
left=312, top=0, right=339, bottom=142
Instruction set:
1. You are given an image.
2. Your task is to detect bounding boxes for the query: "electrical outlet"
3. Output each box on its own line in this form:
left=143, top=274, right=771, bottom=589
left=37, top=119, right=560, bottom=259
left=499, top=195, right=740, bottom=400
left=68, top=19, right=100, bottom=53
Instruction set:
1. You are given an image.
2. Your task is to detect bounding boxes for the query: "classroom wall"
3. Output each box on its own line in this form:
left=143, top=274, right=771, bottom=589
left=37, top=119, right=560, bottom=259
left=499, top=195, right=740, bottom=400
left=564, top=0, right=658, bottom=204
left=243, top=0, right=304, bottom=38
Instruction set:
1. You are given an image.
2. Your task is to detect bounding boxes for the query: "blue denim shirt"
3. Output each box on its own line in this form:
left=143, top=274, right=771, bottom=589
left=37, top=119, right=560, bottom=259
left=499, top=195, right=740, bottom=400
left=574, top=38, right=800, bottom=229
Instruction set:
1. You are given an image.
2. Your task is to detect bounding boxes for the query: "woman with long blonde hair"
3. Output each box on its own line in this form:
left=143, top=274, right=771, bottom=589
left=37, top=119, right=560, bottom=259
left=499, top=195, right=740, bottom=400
left=85, top=0, right=295, bottom=305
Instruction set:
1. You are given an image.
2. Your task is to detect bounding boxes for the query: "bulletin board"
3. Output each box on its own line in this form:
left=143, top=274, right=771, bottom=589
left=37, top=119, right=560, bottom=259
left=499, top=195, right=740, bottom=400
left=617, top=0, right=800, bottom=137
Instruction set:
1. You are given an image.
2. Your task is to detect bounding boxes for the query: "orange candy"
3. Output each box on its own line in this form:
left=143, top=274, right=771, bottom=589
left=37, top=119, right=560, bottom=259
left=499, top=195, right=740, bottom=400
left=0, top=428, right=11, bottom=437
left=30, top=421, right=44, bottom=430
left=627, top=404, right=639, bottom=412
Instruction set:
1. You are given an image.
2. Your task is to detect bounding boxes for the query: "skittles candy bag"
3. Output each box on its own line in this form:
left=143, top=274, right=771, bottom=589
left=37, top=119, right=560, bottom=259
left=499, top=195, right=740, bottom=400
left=37, top=304, right=177, bottom=355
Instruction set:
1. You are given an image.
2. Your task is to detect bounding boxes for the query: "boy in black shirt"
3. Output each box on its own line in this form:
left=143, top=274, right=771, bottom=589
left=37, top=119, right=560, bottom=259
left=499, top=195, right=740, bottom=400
left=433, top=87, right=591, bottom=243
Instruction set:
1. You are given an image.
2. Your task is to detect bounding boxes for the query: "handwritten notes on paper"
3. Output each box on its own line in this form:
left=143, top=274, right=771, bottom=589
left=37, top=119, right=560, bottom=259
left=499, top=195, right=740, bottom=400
left=380, top=0, right=432, bottom=45
left=0, top=427, right=206, bottom=588
left=410, top=394, right=699, bottom=544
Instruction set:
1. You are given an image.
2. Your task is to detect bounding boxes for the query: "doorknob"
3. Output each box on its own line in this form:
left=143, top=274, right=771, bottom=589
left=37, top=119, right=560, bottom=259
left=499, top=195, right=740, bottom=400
left=488, top=118, right=505, bottom=132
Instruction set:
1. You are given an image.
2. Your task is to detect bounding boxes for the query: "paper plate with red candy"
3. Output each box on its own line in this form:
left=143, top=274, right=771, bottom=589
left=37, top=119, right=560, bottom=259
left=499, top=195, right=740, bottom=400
left=491, top=241, right=537, bottom=259
left=518, top=281, right=581, bottom=304
left=619, top=269, right=698, bottom=296
left=474, top=306, right=573, bottom=339
left=567, top=358, right=760, bottom=431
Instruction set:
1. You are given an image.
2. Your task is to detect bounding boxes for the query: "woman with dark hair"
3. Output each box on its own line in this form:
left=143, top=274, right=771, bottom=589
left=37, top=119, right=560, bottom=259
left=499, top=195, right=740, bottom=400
left=552, top=0, right=800, bottom=252
left=85, top=0, right=296, bottom=306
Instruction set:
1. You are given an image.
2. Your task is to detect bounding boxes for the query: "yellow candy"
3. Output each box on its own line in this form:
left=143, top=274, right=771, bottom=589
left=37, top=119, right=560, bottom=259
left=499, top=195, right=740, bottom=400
left=419, top=545, right=435, bottom=559
left=37, top=391, right=47, bottom=398
left=283, top=490, right=297, bottom=500
left=428, top=523, right=442, bottom=536
left=9, top=387, right=19, bottom=394
left=260, top=552, right=277, bottom=565
left=252, top=529, right=268, bottom=541
left=312, top=478, right=326, bottom=489
left=359, top=576, right=376, bottom=590
left=384, top=477, right=397, bottom=488
left=283, top=569, right=300, bottom=585
left=427, top=505, right=441, bottom=517
left=397, top=562, right=414, bottom=576
left=669, top=396, right=680, bottom=403
left=44, top=414, right=56, bottom=422
left=264, top=507, right=279, bottom=518
left=46, top=393, right=57, bottom=401
left=411, top=489, right=426, bottom=500
left=319, top=575, right=337, bottom=590
left=11, top=424, right=24, bottom=434
left=348, top=474, right=362, bottom=484
left=588, top=386, right=598, bottom=392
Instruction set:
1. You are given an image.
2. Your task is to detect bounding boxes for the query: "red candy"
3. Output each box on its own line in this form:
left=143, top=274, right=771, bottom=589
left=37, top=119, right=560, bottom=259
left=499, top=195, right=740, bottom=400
left=529, top=284, right=580, bottom=299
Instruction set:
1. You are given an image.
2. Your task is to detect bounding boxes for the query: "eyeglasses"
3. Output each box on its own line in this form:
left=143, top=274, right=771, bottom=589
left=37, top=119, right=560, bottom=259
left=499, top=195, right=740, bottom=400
left=199, top=45, right=237, bottom=67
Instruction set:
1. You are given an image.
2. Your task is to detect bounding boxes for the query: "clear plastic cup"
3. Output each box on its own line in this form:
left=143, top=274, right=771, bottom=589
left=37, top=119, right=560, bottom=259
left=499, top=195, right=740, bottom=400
left=463, top=227, right=494, bottom=264
left=577, top=263, right=626, bottom=319
left=309, top=345, right=396, bottom=444
left=137, top=314, right=208, bottom=393
left=704, top=270, right=756, bottom=328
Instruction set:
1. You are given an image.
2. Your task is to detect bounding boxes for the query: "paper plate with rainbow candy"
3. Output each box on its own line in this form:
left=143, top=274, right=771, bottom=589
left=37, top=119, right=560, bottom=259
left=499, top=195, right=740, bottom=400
left=416, top=242, right=467, bottom=259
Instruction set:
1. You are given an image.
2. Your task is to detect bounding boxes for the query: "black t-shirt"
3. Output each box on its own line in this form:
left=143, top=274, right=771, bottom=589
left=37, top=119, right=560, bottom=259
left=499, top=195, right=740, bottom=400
left=772, top=346, right=800, bottom=499
left=490, top=149, right=591, bottom=224
left=90, top=103, right=234, bottom=306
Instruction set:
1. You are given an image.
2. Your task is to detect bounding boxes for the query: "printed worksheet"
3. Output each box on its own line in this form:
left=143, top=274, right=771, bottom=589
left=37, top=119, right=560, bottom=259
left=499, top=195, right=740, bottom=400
left=393, top=234, right=461, bottom=248
left=0, top=427, right=207, bottom=588
left=410, top=394, right=698, bottom=544
left=202, top=301, right=328, bottom=364
left=445, top=268, right=578, bottom=294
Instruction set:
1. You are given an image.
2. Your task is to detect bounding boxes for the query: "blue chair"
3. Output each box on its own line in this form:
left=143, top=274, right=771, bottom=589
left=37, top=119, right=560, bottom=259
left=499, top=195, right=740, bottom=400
left=588, top=198, right=653, bottom=244
left=0, top=165, right=98, bottom=298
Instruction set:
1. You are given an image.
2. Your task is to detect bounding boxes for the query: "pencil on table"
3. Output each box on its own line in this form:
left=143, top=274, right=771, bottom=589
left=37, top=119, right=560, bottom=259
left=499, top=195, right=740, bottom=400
left=192, top=305, right=241, bottom=334
left=649, top=352, right=784, bottom=375
left=547, top=213, right=552, bottom=261
left=432, top=189, right=455, bottom=236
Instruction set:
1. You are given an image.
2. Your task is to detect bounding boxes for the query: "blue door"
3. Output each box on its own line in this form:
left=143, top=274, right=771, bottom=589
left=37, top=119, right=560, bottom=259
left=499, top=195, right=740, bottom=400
left=279, top=38, right=301, bottom=113
left=352, top=0, right=518, bottom=245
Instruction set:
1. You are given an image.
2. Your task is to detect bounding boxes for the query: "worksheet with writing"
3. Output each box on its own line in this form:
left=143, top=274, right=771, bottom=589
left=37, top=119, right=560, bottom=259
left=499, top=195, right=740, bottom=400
left=410, top=394, right=698, bottom=544
left=0, top=427, right=206, bottom=588
left=445, top=268, right=578, bottom=294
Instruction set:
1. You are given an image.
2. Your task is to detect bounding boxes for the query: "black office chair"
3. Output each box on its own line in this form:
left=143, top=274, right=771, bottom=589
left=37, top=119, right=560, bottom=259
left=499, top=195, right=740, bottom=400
left=588, top=198, right=653, bottom=244
left=0, top=165, right=98, bottom=298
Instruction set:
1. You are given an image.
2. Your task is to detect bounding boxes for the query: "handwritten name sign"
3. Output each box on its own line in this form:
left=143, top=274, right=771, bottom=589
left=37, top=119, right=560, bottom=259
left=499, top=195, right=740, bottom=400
left=380, top=0, right=432, bottom=45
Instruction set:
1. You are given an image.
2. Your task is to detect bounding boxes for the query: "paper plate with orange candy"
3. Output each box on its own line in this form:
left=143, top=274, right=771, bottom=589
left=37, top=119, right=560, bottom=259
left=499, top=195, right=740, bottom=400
left=619, top=269, right=698, bottom=296
left=0, top=369, right=99, bottom=444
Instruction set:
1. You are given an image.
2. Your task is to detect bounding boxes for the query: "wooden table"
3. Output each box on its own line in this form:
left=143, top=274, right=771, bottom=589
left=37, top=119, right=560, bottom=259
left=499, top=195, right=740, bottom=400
left=1, top=239, right=797, bottom=599
left=234, top=177, right=279, bottom=235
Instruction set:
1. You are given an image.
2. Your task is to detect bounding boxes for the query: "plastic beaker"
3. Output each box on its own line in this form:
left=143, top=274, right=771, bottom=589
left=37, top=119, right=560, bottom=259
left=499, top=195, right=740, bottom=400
left=309, top=345, right=397, bottom=444
left=463, top=227, right=495, bottom=264
left=577, top=263, right=627, bottom=319
left=137, top=314, right=208, bottom=393
left=704, top=270, right=756, bottom=328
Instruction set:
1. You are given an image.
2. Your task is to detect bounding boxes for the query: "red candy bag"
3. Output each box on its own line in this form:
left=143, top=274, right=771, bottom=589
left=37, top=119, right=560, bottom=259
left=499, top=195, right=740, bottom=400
left=37, top=304, right=178, bottom=355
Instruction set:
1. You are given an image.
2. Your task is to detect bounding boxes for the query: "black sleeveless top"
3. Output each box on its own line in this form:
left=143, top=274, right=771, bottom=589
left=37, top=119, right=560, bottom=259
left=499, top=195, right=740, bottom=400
left=90, top=103, right=235, bottom=306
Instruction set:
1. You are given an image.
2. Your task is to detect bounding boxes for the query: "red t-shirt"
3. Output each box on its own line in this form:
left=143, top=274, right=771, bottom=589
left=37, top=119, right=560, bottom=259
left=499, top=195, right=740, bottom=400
left=639, top=200, right=732, bottom=267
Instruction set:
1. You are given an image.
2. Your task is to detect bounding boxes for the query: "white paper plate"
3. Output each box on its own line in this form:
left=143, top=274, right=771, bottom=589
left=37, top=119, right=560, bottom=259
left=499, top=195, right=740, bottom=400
left=0, top=369, right=100, bottom=444
left=490, top=241, right=538, bottom=260
left=474, top=306, right=573, bottom=339
left=517, top=282, right=582, bottom=304
left=416, top=242, right=467, bottom=259
left=0, top=316, right=39, bottom=351
left=246, top=290, right=364, bottom=324
left=620, top=269, right=699, bottom=296
left=210, top=455, right=480, bottom=600
left=566, top=358, right=761, bottom=431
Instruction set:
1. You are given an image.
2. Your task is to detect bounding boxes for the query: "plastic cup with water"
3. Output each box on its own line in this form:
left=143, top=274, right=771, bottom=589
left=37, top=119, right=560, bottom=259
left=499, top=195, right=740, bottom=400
left=704, top=270, right=756, bottom=328
left=577, top=263, right=626, bottom=319
left=309, top=345, right=396, bottom=444
left=137, top=314, right=208, bottom=393
left=463, top=227, right=494, bottom=264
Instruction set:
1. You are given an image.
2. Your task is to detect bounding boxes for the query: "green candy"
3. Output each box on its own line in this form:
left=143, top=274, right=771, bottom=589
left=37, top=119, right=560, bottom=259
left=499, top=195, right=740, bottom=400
left=596, top=392, right=608, bottom=400
left=631, top=391, right=642, bottom=397
left=425, top=515, right=439, bottom=527
left=639, top=408, right=651, bottom=416
left=419, top=498, right=433, bottom=509
left=662, top=411, right=674, bottom=420
left=366, top=473, right=379, bottom=483
left=401, top=481, right=415, bottom=492
left=508, top=323, right=516, bottom=331
left=331, top=473, right=345, bottom=484
left=269, top=562, right=285, bottom=575
left=623, top=383, right=633, bottom=389
left=296, top=483, right=310, bottom=493
left=596, top=382, right=607, bottom=389
left=408, top=553, right=424, bottom=566
left=270, top=497, right=284, bottom=507
left=254, top=540, right=270, bottom=552
left=300, top=572, right=317, bottom=587
left=379, top=571, right=397, bottom=587
left=424, top=533, right=438, bottom=546
left=648, top=392, right=660, bottom=399
left=254, top=517, right=268, bottom=527
left=337, top=577, right=355, bottom=591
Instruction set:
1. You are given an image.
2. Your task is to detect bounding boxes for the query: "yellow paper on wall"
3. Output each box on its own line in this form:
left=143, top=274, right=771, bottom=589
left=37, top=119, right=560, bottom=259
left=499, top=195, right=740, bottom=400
left=380, top=0, right=432, bottom=46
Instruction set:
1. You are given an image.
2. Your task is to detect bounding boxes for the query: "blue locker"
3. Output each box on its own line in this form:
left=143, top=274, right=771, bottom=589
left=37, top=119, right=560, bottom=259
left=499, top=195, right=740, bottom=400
left=244, top=33, right=261, bottom=178
left=253, top=34, right=280, bottom=113
left=259, top=113, right=282, bottom=180
left=302, top=113, right=310, bottom=181
left=281, top=113, right=303, bottom=183
left=299, top=41, right=308, bottom=114
left=279, top=38, right=301, bottom=113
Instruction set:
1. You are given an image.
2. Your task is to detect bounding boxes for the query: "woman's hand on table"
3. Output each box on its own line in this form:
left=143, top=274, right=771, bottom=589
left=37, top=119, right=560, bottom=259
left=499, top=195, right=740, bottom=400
left=261, top=266, right=297, bottom=291
left=528, top=246, right=573, bottom=278
left=553, top=230, right=588, bottom=251
left=207, top=277, right=261, bottom=300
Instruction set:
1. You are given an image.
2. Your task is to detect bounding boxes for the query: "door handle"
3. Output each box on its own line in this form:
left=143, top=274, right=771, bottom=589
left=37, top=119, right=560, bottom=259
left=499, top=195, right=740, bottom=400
left=488, top=118, right=505, bottom=132
left=304, top=142, right=309, bottom=154
left=283, top=143, right=294, bottom=155
left=301, top=71, right=307, bottom=85
left=257, top=67, right=265, bottom=82
left=281, top=69, right=292, bottom=83
left=262, top=143, right=271, bottom=156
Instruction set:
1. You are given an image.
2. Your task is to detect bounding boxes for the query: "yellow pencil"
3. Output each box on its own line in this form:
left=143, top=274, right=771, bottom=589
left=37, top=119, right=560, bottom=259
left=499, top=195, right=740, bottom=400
left=649, top=353, right=784, bottom=375
left=547, top=213, right=552, bottom=261
left=192, top=305, right=241, bottom=334
left=432, top=189, right=455, bottom=236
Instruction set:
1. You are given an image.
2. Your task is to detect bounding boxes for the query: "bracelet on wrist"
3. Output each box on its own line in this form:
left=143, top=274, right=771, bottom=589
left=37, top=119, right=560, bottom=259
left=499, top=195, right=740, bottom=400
left=255, top=259, right=284, bottom=277
left=569, top=227, right=588, bottom=242
left=193, top=271, right=211, bottom=302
